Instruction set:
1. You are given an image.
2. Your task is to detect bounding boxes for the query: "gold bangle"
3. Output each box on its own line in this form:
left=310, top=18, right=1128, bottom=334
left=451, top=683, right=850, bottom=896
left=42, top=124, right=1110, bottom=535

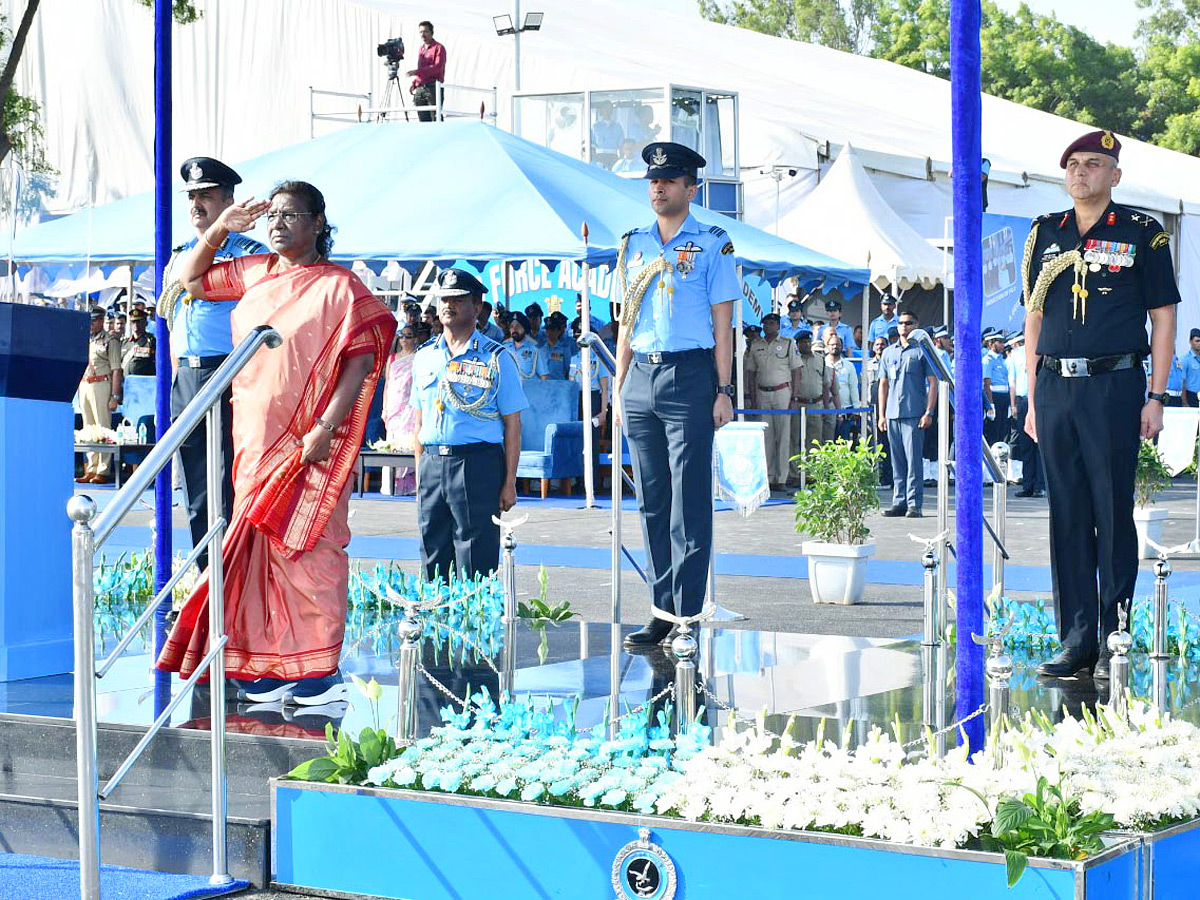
left=201, top=230, right=223, bottom=251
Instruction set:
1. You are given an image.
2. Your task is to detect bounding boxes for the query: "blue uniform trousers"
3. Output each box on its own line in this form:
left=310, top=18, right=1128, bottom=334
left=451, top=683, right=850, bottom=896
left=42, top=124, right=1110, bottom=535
left=171, top=360, right=234, bottom=571
left=886, top=417, right=925, bottom=510
left=1037, top=365, right=1142, bottom=655
left=417, top=443, right=504, bottom=581
left=622, top=351, right=716, bottom=618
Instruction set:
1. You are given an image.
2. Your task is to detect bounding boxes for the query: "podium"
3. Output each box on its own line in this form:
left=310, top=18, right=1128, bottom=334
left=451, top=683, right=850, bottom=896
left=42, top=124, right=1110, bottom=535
left=0, top=304, right=88, bottom=680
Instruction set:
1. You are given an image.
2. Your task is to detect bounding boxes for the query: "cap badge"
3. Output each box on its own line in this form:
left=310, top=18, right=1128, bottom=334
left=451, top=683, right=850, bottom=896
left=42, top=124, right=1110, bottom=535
left=1101, top=131, right=1115, bottom=150
left=189, top=163, right=204, bottom=182
left=444, top=271, right=458, bottom=287
left=651, top=147, right=668, bottom=167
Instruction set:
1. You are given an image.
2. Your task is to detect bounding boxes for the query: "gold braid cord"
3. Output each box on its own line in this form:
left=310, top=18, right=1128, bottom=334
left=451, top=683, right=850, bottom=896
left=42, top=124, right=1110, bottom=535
left=156, top=280, right=187, bottom=329
left=1020, top=221, right=1040, bottom=309
left=616, top=234, right=673, bottom=331
left=1027, top=251, right=1084, bottom=316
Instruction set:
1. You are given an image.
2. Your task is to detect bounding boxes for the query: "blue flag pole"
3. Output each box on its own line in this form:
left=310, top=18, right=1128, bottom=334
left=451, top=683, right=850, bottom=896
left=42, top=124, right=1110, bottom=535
left=950, top=0, right=985, bottom=752
left=152, top=0, right=173, bottom=715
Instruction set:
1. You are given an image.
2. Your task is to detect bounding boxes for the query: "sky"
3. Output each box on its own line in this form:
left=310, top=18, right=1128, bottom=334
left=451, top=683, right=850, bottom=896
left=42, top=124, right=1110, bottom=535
left=650, top=0, right=1149, bottom=48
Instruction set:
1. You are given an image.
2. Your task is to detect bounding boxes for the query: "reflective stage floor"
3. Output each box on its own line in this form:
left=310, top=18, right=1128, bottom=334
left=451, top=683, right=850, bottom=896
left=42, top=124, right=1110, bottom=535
left=2, top=622, right=1196, bottom=747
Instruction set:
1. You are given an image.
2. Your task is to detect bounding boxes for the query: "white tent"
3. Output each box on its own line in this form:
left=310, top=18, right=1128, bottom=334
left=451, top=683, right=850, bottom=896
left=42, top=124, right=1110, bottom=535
left=776, top=146, right=945, bottom=292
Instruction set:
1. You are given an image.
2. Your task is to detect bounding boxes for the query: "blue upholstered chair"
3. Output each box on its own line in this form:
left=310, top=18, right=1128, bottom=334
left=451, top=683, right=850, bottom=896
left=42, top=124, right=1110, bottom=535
left=515, top=379, right=582, bottom=498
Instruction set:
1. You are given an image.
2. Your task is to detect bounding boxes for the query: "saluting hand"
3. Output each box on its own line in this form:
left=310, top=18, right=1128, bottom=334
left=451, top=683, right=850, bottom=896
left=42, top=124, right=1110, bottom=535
left=216, top=197, right=270, bottom=234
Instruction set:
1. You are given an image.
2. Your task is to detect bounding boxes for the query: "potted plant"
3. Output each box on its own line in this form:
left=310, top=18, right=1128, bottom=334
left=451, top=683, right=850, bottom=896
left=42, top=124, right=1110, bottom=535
left=1134, top=439, right=1171, bottom=558
left=792, top=438, right=883, bottom=604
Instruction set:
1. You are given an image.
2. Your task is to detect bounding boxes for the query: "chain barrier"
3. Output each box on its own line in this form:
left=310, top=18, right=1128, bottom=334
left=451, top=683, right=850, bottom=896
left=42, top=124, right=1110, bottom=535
left=423, top=620, right=503, bottom=679
left=699, top=680, right=735, bottom=714
left=608, top=683, right=675, bottom=728
left=901, top=703, right=989, bottom=752
left=416, top=662, right=470, bottom=710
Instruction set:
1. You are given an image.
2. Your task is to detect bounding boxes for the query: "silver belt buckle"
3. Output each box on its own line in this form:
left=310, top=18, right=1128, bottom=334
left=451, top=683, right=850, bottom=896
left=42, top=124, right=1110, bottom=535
left=1061, top=357, right=1089, bottom=377
left=187, top=355, right=201, bottom=368
left=647, top=352, right=663, bottom=364
left=437, top=445, right=451, bottom=456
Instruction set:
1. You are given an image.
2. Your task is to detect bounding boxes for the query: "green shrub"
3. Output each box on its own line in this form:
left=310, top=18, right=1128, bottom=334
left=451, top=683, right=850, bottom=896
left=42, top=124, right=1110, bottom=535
left=1135, top=439, right=1171, bottom=508
left=791, top=439, right=883, bottom=545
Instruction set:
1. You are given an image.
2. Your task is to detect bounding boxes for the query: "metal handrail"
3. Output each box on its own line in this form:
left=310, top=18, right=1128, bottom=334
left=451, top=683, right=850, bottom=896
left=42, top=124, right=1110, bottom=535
left=68, top=325, right=281, bottom=899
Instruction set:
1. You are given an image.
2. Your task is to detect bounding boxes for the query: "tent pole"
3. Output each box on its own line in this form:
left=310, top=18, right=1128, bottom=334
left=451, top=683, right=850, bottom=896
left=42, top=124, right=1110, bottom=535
left=860, top=282, right=870, bottom=436
left=950, top=0, right=985, bottom=753
left=152, top=0, right=175, bottom=720
left=580, top=224, right=595, bottom=507
left=735, top=264, right=744, bottom=420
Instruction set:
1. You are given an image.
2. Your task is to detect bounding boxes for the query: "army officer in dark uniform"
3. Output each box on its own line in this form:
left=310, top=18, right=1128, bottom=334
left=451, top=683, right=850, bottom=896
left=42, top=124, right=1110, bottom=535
left=121, top=307, right=156, bottom=376
left=1023, top=130, right=1179, bottom=679
left=614, top=142, right=740, bottom=646
left=410, top=269, right=528, bottom=581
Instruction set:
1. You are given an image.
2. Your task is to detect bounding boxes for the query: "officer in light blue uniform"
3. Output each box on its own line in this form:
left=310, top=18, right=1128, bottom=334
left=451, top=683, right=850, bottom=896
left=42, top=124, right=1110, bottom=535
left=821, top=298, right=859, bottom=357
left=981, top=327, right=1010, bottom=447
left=778, top=295, right=812, bottom=340
left=868, top=294, right=899, bottom=345
left=410, top=268, right=529, bottom=581
left=930, top=325, right=953, bottom=373
left=617, top=142, right=740, bottom=646
left=1181, top=328, right=1200, bottom=406
left=503, top=311, right=549, bottom=380
left=537, top=311, right=575, bottom=380
left=162, top=156, right=266, bottom=569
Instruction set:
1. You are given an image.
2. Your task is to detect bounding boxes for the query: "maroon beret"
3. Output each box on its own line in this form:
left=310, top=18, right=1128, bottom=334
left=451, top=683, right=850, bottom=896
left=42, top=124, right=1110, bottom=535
left=1059, top=130, right=1121, bottom=168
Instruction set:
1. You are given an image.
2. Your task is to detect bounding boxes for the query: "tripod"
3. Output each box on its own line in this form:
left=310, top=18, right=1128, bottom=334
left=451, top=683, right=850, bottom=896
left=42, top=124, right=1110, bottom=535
left=377, top=61, right=411, bottom=122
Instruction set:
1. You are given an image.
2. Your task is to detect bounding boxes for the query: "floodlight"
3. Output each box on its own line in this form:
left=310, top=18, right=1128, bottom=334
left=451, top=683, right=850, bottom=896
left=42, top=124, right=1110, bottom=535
left=493, top=15, right=515, bottom=36
left=522, top=12, right=544, bottom=31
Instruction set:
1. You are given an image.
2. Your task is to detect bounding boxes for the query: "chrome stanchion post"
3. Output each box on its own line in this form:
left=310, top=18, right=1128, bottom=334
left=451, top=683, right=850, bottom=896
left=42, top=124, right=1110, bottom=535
left=395, top=609, right=421, bottom=744
left=492, top=514, right=527, bottom=702
left=671, top=623, right=698, bottom=732
left=1152, top=657, right=1169, bottom=715
left=920, top=547, right=940, bottom=755
left=1108, top=602, right=1133, bottom=719
left=985, top=638, right=1013, bottom=766
left=936, top=381, right=951, bottom=618
left=205, top=405, right=232, bottom=886
left=1151, top=555, right=1171, bottom=661
left=921, top=548, right=939, bottom=648
left=69, top=495, right=101, bottom=900
left=990, top=441, right=1010, bottom=597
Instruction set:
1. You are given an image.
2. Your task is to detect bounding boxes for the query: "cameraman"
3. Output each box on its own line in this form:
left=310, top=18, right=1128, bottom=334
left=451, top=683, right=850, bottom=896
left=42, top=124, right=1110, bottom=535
left=408, top=20, right=446, bottom=122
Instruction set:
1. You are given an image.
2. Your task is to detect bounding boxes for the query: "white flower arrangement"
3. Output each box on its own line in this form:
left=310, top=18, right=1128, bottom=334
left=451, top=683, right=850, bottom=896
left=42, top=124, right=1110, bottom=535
left=357, top=699, right=1200, bottom=852
left=75, top=424, right=120, bottom=444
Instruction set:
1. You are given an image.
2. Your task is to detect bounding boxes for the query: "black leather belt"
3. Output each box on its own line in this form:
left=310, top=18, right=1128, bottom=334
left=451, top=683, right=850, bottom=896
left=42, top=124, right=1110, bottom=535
left=422, top=442, right=500, bottom=457
left=633, top=348, right=713, bottom=364
left=178, top=355, right=227, bottom=369
left=1042, top=353, right=1141, bottom=378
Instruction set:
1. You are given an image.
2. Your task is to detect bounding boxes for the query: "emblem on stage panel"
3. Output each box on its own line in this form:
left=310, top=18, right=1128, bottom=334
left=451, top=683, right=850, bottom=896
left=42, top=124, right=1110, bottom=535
left=612, top=828, right=676, bottom=900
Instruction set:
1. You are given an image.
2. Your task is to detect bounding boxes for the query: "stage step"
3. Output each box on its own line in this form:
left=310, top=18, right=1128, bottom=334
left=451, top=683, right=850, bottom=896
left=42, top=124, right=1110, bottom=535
left=0, top=712, right=324, bottom=886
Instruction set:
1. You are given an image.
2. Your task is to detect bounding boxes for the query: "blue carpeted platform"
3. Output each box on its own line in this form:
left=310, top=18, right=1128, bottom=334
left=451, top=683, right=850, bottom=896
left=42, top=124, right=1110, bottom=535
left=0, top=853, right=247, bottom=900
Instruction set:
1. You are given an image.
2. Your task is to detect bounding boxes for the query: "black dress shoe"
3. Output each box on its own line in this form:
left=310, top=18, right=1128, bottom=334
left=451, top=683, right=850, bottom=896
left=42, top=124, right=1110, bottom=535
left=1093, top=648, right=1113, bottom=681
left=1015, top=488, right=1035, bottom=498
left=624, top=619, right=673, bottom=646
left=906, top=509, right=922, bottom=518
left=881, top=506, right=907, bottom=517
left=1037, top=647, right=1098, bottom=677
left=1031, top=489, right=1045, bottom=498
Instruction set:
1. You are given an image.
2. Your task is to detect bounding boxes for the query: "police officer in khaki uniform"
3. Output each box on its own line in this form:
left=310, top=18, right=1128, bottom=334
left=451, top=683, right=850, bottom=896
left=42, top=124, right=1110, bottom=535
left=78, top=307, right=123, bottom=483
left=1024, top=129, right=1180, bottom=679
left=789, top=328, right=831, bottom=475
left=121, top=307, right=156, bottom=376
left=745, top=312, right=800, bottom=491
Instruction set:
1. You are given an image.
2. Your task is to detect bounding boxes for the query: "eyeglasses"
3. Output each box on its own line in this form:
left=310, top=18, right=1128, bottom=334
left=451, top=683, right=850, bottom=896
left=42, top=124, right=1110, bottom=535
left=400, top=332, right=415, bottom=339
left=898, top=319, right=917, bottom=326
left=266, top=211, right=315, bottom=225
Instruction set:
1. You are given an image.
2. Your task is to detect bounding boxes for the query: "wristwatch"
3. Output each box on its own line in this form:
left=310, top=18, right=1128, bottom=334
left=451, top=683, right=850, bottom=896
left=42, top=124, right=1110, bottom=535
left=1147, top=391, right=1169, bottom=404
left=716, top=385, right=735, bottom=398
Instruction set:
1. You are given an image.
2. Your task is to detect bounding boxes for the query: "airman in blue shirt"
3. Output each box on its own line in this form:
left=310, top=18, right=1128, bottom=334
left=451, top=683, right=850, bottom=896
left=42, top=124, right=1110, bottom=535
left=868, top=295, right=899, bottom=344
left=158, top=156, right=267, bottom=570
left=615, top=142, right=739, bottom=646
left=821, top=298, right=859, bottom=357
left=503, top=311, right=549, bottom=380
left=981, top=328, right=1010, bottom=446
left=409, top=268, right=528, bottom=581
left=1181, top=328, right=1200, bottom=406
left=537, top=311, right=574, bottom=380
left=778, top=295, right=813, bottom=340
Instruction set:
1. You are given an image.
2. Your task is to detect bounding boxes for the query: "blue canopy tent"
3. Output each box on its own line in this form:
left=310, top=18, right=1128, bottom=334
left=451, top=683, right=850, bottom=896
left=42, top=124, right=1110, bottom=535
left=9, top=121, right=867, bottom=291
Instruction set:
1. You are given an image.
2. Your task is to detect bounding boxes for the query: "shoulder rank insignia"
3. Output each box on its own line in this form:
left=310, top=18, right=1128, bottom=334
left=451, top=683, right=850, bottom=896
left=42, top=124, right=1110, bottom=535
left=1150, top=231, right=1171, bottom=250
left=721, top=241, right=735, bottom=255
left=621, top=228, right=636, bottom=240
left=707, top=225, right=727, bottom=238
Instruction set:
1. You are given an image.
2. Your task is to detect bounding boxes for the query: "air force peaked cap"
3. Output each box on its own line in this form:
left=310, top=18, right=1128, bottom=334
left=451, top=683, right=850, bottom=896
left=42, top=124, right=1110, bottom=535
left=434, top=268, right=488, bottom=299
left=642, top=142, right=706, bottom=180
left=1059, top=130, right=1121, bottom=168
left=179, top=157, right=243, bottom=192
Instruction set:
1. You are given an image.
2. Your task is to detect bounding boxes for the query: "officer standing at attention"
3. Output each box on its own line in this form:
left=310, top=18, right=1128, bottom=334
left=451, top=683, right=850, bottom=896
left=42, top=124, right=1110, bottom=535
left=745, top=311, right=800, bottom=492
left=77, top=307, right=124, bottom=483
left=537, top=311, right=574, bottom=380
left=504, top=311, right=549, bottom=380
left=778, top=294, right=812, bottom=340
left=410, top=269, right=528, bottom=581
left=1180, top=328, right=1200, bottom=407
left=614, top=142, right=739, bottom=646
left=121, top=307, right=156, bottom=376
left=822, top=299, right=859, bottom=356
left=981, top=328, right=1010, bottom=447
left=868, top=294, right=899, bottom=345
left=1006, top=332, right=1044, bottom=497
left=158, top=157, right=266, bottom=569
left=1023, top=130, right=1179, bottom=679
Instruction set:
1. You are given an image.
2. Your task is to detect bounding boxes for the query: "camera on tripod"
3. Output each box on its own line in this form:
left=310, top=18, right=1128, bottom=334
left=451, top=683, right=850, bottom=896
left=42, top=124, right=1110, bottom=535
left=377, top=37, right=405, bottom=66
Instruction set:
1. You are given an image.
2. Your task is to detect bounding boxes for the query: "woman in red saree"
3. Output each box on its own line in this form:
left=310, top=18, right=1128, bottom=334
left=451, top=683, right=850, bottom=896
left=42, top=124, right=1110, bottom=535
left=157, top=181, right=396, bottom=706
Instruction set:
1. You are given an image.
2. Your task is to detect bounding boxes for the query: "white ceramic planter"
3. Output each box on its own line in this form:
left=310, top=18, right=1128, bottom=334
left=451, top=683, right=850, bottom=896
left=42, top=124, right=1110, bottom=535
left=802, top=540, right=875, bottom=605
left=1133, top=507, right=1168, bottom=559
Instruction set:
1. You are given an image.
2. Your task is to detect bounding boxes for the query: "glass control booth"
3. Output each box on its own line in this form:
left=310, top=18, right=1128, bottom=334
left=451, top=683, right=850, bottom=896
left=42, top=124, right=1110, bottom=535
left=513, top=85, right=741, bottom=217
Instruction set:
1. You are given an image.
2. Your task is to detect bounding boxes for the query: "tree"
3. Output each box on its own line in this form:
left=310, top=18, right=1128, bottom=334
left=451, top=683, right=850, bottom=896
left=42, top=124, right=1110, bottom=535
left=0, top=0, right=45, bottom=169
left=132, top=0, right=201, bottom=25
left=1135, top=0, right=1200, bottom=155
left=698, top=0, right=876, bottom=54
